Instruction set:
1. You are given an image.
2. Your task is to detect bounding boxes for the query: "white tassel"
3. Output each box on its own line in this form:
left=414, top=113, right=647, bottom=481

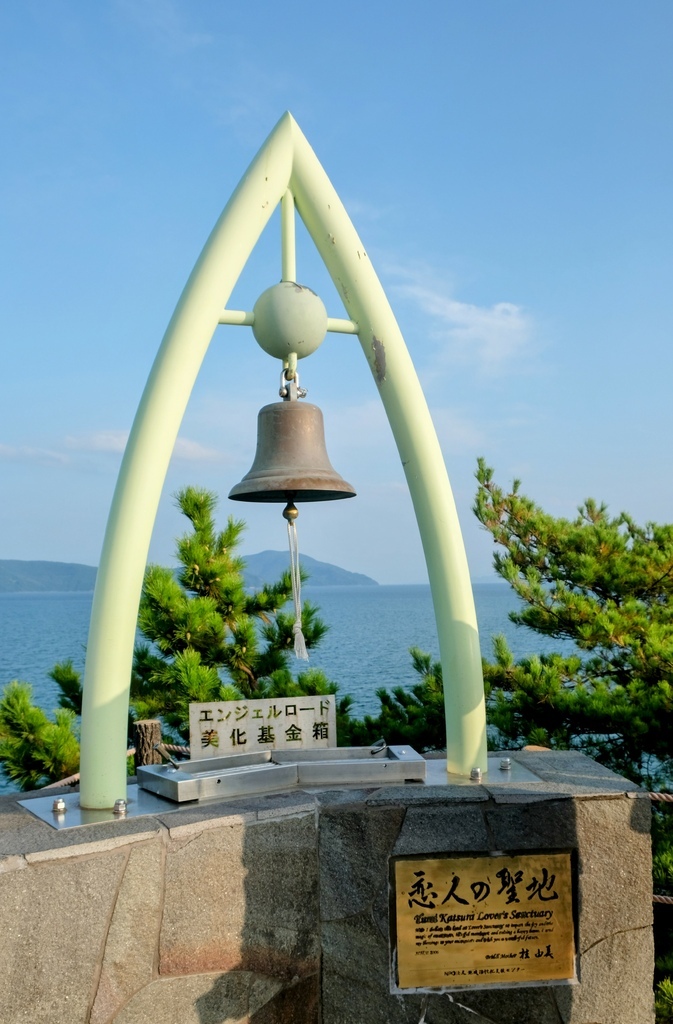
left=287, top=514, right=309, bottom=660
left=293, top=619, right=308, bottom=660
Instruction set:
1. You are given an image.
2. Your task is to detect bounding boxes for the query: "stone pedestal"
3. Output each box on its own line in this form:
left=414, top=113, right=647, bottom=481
left=0, top=750, right=653, bottom=1023
left=318, top=751, right=653, bottom=1023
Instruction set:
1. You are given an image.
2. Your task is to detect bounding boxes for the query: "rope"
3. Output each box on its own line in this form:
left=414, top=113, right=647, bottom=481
left=36, top=771, right=673, bottom=907
left=287, top=516, right=308, bottom=660
left=642, top=793, right=673, bottom=906
left=42, top=743, right=192, bottom=790
left=43, top=772, right=81, bottom=789
left=28, top=777, right=673, bottom=905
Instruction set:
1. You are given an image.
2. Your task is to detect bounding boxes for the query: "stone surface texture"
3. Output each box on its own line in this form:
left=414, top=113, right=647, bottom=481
left=0, top=750, right=654, bottom=1024
left=0, top=845, right=128, bottom=1024
left=89, top=838, right=165, bottom=1024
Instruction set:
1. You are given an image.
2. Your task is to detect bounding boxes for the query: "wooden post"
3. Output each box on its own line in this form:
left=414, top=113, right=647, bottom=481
left=133, top=719, right=162, bottom=771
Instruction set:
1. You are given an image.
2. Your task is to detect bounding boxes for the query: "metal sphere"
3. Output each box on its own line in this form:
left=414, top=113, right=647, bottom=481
left=252, top=281, right=327, bottom=360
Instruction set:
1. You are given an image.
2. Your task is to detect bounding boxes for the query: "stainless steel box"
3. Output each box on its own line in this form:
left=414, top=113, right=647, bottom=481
left=137, top=745, right=426, bottom=803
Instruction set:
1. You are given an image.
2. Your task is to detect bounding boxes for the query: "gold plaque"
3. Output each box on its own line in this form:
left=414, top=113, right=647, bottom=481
left=393, top=852, right=575, bottom=989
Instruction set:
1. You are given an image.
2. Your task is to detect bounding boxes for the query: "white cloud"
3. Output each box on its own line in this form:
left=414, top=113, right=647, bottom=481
left=65, top=430, right=128, bottom=453
left=114, top=0, right=213, bottom=52
left=0, top=443, right=68, bottom=465
left=431, top=407, right=485, bottom=454
left=340, top=197, right=391, bottom=223
left=317, top=397, right=483, bottom=472
left=172, top=438, right=223, bottom=462
left=389, top=267, right=534, bottom=376
left=65, top=430, right=223, bottom=462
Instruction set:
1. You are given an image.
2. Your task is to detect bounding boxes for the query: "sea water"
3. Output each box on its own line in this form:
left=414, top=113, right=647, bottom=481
left=0, top=584, right=572, bottom=793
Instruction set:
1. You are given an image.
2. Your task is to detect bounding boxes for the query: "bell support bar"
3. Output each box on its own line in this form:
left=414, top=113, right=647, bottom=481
left=217, top=308, right=358, bottom=334
left=79, top=112, right=487, bottom=809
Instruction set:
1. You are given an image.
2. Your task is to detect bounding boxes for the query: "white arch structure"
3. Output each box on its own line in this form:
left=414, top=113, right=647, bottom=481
left=79, top=113, right=487, bottom=809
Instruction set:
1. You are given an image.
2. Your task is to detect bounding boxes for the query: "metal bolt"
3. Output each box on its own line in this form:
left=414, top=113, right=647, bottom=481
left=52, top=797, right=66, bottom=814
left=113, top=799, right=127, bottom=816
left=500, top=757, right=512, bottom=771
left=470, top=767, right=482, bottom=782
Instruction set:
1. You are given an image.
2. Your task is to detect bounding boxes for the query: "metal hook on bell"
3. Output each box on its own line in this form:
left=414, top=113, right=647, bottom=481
left=279, top=366, right=307, bottom=400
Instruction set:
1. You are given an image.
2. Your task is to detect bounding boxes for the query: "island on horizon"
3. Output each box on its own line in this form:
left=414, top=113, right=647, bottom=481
left=0, top=554, right=379, bottom=593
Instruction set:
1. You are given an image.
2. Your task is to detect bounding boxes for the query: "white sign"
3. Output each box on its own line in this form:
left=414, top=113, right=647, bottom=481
left=189, top=695, right=337, bottom=760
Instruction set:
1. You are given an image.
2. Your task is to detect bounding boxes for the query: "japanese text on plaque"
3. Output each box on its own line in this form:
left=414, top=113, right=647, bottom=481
left=188, top=695, right=337, bottom=759
left=394, top=852, right=575, bottom=989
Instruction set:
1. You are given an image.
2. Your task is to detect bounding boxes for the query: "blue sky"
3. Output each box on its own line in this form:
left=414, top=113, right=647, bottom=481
left=1, top=1, right=671, bottom=584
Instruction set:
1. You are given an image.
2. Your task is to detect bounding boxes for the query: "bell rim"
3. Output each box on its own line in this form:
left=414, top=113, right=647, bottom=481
left=228, top=488, right=356, bottom=503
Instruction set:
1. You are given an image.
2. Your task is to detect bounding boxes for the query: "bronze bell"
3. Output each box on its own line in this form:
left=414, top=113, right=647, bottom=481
left=229, top=397, right=356, bottom=503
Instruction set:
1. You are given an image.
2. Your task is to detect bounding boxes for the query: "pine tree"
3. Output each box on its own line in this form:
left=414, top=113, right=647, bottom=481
left=0, top=486, right=350, bottom=788
left=473, top=458, right=673, bottom=788
left=0, top=679, right=79, bottom=790
left=131, top=486, right=345, bottom=741
left=342, top=648, right=447, bottom=750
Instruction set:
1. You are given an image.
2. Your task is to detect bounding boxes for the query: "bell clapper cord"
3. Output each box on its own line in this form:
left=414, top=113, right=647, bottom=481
left=281, top=500, right=308, bottom=660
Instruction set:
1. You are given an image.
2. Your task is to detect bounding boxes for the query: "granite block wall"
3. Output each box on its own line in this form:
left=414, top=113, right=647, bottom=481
left=0, top=751, right=654, bottom=1024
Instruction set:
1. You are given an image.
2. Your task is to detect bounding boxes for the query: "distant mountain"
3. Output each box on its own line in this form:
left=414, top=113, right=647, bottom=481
left=242, top=550, right=378, bottom=588
left=0, top=554, right=377, bottom=593
left=0, top=560, right=97, bottom=593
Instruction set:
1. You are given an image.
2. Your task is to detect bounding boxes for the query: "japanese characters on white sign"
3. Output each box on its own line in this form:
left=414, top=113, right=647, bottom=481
left=188, top=695, right=337, bottom=759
